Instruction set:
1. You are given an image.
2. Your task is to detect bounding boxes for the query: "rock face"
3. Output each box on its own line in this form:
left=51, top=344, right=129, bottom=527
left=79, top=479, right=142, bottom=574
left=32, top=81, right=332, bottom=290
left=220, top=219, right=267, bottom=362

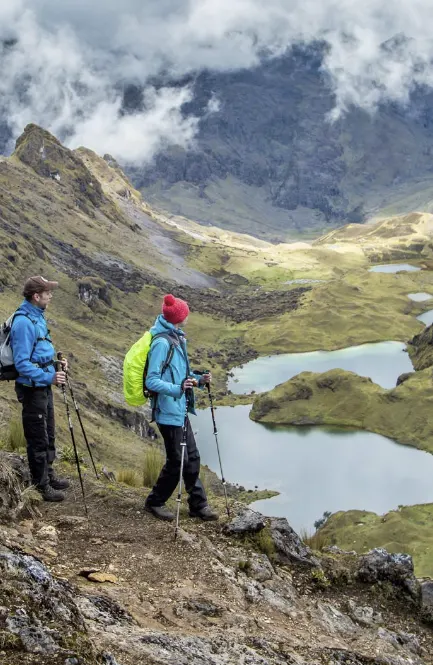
left=357, top=549, right=420, bottom=600
left=270, top=517, right=320, bottom=567
left=78, top=277, right=112, bottom=311
left=408, top=324, right=433, bottom=371
left=14, top=124, right=107, bottom=216
left=223, top=509, right=266, bottom=535
left=420, top=580, right=433, bottom=623
left=132, top=47, right=433, bottom=237
left=0, top=545, right=96, bottom=662
left=84, top=391, right=157, bottom=440
left=0, top=453, right=30, bottom=521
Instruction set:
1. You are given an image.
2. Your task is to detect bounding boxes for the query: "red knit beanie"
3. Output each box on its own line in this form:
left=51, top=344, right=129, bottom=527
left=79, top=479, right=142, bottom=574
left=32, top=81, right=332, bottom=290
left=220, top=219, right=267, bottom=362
left=162, top=294, right=190, bottom=325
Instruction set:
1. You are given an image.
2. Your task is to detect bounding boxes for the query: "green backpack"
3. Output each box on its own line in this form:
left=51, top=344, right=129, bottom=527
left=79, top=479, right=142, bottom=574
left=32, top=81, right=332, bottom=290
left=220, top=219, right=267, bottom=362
left=123, top=331, right=176, bottom=407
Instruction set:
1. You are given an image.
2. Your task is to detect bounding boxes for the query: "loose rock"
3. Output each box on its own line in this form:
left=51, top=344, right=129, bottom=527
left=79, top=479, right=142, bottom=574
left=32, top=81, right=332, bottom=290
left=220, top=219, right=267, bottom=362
left=223, top=509, right=266, bottom=535
left=270, top=518, right=320, bottom=567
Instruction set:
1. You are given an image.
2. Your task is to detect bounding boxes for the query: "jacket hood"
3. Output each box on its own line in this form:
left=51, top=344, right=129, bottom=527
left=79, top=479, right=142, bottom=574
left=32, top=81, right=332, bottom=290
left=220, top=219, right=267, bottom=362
left=150, top=315, right=185, bottom=338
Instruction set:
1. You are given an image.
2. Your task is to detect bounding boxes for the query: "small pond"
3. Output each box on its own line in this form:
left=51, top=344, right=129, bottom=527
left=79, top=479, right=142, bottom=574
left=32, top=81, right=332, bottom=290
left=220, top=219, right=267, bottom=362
left=228, top=341, right=413, bottom=394
left=417, top=310, right=433, bottom=326
left=285, top=279, right=326, bottom=285
left=195, top=405, right=433, bottom=532
left=369, top=264, right=421, bottom=273
left=408, top=293, right=433, bottom=302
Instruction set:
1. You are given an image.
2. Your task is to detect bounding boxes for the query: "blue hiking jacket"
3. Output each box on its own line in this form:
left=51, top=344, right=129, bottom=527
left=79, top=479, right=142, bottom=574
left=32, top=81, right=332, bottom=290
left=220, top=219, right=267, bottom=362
left=10, top=300, right=56, bottom=387
left=145, top=315, right=203, bottom=426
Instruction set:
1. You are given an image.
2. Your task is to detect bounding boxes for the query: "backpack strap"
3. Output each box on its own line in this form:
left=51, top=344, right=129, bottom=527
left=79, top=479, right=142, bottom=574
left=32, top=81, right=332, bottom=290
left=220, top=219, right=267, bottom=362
left=147, top=332, right=179, bottom=422
left=10, top=312, right=39, bottom=361
left=9, top=312, right=54, bottom=383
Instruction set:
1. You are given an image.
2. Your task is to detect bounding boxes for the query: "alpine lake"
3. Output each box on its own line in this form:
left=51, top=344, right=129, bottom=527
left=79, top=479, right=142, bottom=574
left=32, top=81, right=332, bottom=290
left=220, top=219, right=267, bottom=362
left=196, top=263, right=433, bottom=532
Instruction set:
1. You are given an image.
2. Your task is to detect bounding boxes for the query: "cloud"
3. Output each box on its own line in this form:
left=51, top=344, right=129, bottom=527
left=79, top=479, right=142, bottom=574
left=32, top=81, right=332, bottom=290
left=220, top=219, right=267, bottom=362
left=2, top=0, right=433, bottom=162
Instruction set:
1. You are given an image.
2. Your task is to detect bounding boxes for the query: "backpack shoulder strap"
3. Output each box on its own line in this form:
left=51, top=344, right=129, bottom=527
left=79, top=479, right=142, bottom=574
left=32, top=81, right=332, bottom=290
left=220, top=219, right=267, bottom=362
left=147, top=332, right=179, bottom=422
left=10, top=311, right=47, bottom=360
left=151, top=332, right=178, bottom=374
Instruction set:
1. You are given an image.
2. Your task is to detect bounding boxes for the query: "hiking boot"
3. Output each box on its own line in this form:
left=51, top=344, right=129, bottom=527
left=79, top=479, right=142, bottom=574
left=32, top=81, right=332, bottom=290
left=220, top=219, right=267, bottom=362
left=39, top=485, right=65, bottom=502
left=144, top=503, right=175, bottom=522
left=49, top=474, right=70, bottom=490
left=189, top=505, right=219, bottom=521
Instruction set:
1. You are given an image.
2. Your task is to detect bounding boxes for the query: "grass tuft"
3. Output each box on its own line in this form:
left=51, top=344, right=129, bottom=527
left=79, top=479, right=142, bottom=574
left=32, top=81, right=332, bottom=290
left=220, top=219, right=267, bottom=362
left=142, top=446, right=165, bottom=488
left=117, top=468, right=142, bottom=488
left=1, top=419, right=26, bottom=453
left=300, top=528, right=332, bottom=552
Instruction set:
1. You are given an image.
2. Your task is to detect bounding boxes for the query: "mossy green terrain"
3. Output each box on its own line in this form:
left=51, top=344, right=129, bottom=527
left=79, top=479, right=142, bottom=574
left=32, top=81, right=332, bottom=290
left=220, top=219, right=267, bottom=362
left=319, top=504, right=433, bottom=577
left=250, top=368, right=433, bottom=454
left=4, top=124, right=433, bottom=576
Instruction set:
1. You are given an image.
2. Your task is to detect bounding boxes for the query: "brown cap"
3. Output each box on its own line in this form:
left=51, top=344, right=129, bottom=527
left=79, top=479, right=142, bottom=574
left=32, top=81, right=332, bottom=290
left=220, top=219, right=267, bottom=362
left=23, top=275, right=59, bottom=298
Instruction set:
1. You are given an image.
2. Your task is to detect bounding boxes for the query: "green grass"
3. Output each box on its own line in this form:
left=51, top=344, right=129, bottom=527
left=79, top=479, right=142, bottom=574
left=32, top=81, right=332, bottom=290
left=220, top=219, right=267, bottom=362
left=250, top=367, right=433, bottom=455
left=117, top=468, right=142, bottom=488
left=142, top=446, right=165, bottom=488
left=249, top=527, right=276, bottom=560
left=0, top=418, right=26, bottom=453
left=300, top=528, right=332, bottom=553
left=320, top=504, right=433, bottom=577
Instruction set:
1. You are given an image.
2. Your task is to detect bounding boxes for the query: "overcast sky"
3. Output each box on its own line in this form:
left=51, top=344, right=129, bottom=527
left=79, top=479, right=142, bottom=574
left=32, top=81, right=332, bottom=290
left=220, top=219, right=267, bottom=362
left=1, top=0, right=433, bottom=163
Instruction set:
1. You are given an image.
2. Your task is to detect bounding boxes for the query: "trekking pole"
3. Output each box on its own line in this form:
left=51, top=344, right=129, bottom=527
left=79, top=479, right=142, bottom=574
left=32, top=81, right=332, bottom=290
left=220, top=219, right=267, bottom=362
left=175, top=391, right=190, bottom=541
left=206, top=380, right=230, bottom=517
left=57, top=352, right=99, bottom=479
left=55, top=361, right=88, bottom=517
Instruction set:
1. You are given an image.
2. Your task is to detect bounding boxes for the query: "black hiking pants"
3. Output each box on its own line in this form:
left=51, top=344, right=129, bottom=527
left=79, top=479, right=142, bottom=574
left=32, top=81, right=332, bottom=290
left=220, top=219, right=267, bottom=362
left=146, top=418, right=207, bottom=511
left=15, top=384, right=56, bottom=489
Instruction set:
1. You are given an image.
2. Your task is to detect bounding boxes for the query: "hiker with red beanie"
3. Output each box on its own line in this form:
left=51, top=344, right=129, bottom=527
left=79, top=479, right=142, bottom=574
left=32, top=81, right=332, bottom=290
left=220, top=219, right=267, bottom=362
left=144, top=294, right=218, bottom=522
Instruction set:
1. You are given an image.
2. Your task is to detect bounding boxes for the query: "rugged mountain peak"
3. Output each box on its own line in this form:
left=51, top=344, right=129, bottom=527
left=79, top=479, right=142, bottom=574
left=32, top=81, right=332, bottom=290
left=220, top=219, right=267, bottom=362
left=13, top=124, right=107, bottom=216
left=75, top=146, right=142, bottom=204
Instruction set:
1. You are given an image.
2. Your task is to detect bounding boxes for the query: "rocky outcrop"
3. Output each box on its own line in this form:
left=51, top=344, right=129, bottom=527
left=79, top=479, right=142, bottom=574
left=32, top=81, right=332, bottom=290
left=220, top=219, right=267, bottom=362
left=0, top=453, right=31, bottom=521
left=14, top=124, right=108, bottom=217
left=0, top=544, right=96, bottom=662
left=420, top=581, right=433, bottom=624
left=357, top=549, right=420, bottom=600
left=223, top=509, right=266, bottom=535
left=396, top=371, right=415, bottom=386
left=408, top=324, right=433, bottom=371
left=84, top=391, right=157, bottom=440
left=78, top=277, right=112, bottom=311
left=270, top=517, right=320, bottom=567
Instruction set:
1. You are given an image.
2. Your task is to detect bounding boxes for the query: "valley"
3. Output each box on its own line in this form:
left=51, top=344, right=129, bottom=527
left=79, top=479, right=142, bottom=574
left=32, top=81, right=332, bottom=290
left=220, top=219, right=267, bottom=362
left=1, top=124, right=433, bottom=664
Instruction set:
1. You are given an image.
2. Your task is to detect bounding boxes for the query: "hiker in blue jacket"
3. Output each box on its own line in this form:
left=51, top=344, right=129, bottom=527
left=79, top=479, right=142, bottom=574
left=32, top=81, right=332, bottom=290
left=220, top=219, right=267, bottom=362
left=10, top=276, right=70, bottom=501
left=144, top=294, right=218, bottom=522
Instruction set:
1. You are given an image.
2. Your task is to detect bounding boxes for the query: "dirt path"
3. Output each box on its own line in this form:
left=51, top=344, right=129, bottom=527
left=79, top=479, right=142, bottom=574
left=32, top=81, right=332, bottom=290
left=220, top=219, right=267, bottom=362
left=28, top=478, right=433, bottom=665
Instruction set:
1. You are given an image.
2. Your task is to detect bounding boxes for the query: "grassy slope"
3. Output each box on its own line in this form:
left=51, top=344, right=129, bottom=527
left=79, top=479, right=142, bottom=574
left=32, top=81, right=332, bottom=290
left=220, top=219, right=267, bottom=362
left=3, top=127, right=433, bottom=573
left=319, top=504, right=433, bottom=578
left=245, top=269, right=431, bottom=354
left=250, top=368, right=433, bottom=454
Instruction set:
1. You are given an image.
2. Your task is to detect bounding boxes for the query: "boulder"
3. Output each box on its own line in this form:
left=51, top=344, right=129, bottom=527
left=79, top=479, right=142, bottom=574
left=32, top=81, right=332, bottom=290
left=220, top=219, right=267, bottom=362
left=223, top=509, right=266, bottom=536
left=357, top=548, right=420, bottom=599
left=246, top=553, right=274, bottom=582
left=270, top=518, right=320, bottom=567
left=346, top=599, right=383, bottom=627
